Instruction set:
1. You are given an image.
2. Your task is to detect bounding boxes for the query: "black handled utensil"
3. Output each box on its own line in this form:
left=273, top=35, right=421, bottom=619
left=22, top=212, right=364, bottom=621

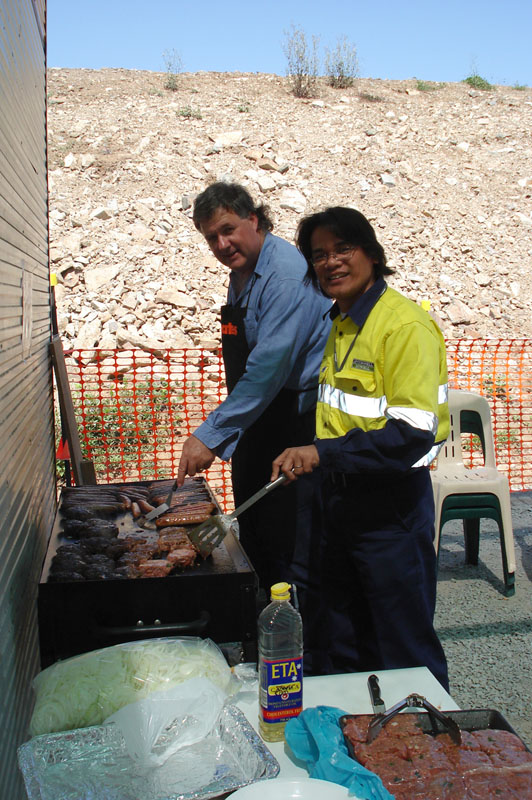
left=368, top=674, right=386, bottom=714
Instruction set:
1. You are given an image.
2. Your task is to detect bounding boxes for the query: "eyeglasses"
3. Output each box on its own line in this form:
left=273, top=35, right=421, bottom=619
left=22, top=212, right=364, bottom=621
left=310, top=243, right=357, bottom=268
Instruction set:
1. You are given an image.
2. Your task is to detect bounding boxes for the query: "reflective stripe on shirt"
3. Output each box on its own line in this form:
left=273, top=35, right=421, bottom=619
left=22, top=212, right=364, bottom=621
left=412, top=440, right=445, bottom=468
left=318, top=382, right=387, bottom=417
left=319, top=381, right=447, bottom=434
left=387, top=405, right=438, bottom=434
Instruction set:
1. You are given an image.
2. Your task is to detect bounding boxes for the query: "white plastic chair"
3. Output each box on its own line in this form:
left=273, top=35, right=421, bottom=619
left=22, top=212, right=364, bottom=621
left=431, top=389, right=516, bottom=596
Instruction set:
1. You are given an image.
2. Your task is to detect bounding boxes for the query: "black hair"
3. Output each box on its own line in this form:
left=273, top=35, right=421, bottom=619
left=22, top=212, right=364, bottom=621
left=192, top=181, right=274, bottom=233
left=296, top=206, right=394, bottom=289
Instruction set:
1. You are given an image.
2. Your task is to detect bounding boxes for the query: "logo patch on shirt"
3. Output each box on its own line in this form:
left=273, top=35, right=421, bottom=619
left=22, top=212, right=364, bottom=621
left=352, top=358, right=374, bottom=371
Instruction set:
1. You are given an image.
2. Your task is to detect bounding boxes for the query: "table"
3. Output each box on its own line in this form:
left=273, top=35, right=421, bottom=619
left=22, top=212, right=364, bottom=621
left=236, top=666, right=460, bottom=779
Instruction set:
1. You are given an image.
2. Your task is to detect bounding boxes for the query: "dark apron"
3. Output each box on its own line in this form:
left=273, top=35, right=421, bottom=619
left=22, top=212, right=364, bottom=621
left=221, top=294, right=317, bottom=593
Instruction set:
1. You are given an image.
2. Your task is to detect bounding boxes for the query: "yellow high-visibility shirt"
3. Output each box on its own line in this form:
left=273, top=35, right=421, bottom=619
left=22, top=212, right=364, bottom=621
left=317, top=284, right=449, bottom=468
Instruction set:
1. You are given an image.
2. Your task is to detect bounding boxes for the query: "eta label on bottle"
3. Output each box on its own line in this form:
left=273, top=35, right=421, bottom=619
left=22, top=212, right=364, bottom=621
left=259, top=656, right=303, bottom=723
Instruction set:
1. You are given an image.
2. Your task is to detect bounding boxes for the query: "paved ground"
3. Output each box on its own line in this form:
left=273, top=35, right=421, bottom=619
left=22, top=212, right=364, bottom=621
left=434, top=490, right=532, bottom=747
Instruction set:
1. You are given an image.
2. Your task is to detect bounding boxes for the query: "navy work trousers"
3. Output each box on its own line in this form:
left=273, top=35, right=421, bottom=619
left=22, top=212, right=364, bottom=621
left=321, top=468, right=449, bottom=691
left=232, top=405, right=326, bottom=674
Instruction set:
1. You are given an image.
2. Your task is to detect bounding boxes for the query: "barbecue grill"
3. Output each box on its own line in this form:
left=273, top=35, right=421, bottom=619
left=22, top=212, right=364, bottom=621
left=37, top=478, right=258, bottom=668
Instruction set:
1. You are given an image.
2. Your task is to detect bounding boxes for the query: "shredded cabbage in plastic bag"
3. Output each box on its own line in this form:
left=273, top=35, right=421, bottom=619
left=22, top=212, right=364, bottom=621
left=30, top=637, right=239, bottom=736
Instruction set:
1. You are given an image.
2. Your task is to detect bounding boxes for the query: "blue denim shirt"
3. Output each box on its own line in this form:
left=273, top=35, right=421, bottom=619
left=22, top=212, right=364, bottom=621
left=195, top=232, right=332, bottom=460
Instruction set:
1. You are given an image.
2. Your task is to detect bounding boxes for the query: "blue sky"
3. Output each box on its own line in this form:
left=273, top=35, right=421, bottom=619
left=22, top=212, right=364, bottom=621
left=47, top=0, right=531, bottom=87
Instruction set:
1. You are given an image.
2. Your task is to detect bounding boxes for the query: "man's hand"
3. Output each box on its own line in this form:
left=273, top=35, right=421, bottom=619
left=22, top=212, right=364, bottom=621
left=177, top=435, right=216, bottom=486
left=271, top=445, right=320, bottom=482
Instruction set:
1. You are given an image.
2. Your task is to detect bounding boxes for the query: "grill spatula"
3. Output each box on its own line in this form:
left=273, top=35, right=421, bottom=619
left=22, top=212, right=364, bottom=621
left=188, top=474, right=288, bottom=557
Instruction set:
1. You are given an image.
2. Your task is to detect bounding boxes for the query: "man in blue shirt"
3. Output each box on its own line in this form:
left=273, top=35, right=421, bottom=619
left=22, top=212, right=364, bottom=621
left=177, top=183, right=330, bottom=645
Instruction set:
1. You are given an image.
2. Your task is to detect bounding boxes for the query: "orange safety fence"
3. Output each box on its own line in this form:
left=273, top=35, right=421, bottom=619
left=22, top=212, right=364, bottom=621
left=59, top=345, right=233, bottom=510
left=59, top=339, right=532, bottom=511
left=445, top=339, right=532, bottom=492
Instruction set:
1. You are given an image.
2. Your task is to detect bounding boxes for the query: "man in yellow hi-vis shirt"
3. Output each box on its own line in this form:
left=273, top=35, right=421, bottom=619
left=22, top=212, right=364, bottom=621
left=272, top=206, right=450, bottom=689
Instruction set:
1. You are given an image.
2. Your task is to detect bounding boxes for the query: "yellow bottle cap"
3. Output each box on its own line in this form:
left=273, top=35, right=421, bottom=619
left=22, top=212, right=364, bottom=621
left=421, top=299, right=431, bottom=311
left=270, top=582, right=291, bottom=601
left=50, top=272, right=58, bottom=287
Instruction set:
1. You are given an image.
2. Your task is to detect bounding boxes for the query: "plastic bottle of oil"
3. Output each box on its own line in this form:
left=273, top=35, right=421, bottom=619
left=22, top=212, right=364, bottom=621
left=258, top=582, right=303, bottom=742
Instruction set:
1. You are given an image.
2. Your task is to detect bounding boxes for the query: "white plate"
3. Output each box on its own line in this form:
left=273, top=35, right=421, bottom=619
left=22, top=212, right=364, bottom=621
left=230, top=777, right=352, bottom=799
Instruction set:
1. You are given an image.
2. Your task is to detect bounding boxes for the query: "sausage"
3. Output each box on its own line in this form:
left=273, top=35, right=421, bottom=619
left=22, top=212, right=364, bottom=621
left=137, top=498, right=155, bottom=515
left=166, top=501, right=215, bottom=514
left=155, top=503, right=215, bottom=527
left=117, top=492, right=132, bottom=509
left=118, top=488, right=151, bottom=501
left=61, top=492, right=123, bottom=507
left=61, top=502, right=125, bottom=518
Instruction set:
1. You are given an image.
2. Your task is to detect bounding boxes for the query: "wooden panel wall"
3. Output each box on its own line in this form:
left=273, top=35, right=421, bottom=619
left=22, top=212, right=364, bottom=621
left=0, top=0, right=54, bottom=797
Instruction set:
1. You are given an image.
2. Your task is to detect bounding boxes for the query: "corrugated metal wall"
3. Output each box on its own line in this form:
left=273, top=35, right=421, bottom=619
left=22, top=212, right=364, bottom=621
left=0, top=0, right=54, bottom=797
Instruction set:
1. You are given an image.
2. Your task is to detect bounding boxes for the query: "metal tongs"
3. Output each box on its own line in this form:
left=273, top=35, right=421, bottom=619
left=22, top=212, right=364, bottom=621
left=366, top=693, right=462, bottom=745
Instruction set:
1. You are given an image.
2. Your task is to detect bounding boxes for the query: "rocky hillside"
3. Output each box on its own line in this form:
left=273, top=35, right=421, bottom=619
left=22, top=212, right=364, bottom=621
left=47, top=68, right=532, bottom=352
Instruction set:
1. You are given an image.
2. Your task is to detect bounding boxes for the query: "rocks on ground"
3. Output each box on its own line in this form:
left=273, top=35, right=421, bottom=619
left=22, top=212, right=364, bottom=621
left=47, top=68, right=532, bottom=360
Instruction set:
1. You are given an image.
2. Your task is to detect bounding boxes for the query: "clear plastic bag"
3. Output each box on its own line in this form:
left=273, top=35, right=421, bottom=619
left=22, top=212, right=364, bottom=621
left=18, top=705, right=279, bottom=800
left=30, top=637, right=240, bottom=736
left=106, top=677, right=225, bottom=769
